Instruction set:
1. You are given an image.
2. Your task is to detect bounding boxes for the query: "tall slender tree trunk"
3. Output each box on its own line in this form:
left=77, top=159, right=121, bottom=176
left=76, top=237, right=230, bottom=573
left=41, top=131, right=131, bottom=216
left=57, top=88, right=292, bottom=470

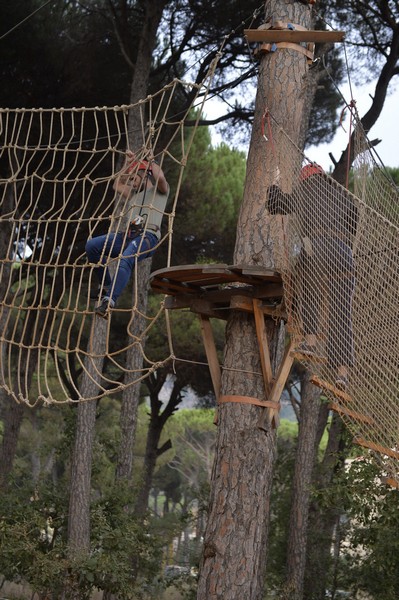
left=134, top=379, right=181, bottom=517
left=67, top=319, right=107, bottom=554
left=0, top=184, right=19, bottom=487
left=304, top=414, right=346, bottom=600
left=197, top=3, right=313, bottom=597
left=66, top=4, right=169, bottom=599
left=115, top=261, right=152, bottom=480
left=282, top=372, right=322, bottom=599
left=115, top=0, right=169, bottom=481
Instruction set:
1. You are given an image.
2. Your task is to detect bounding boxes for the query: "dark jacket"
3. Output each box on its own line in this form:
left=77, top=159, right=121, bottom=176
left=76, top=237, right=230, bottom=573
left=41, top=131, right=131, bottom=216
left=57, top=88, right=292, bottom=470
left=267, top=174, right=358, bottom=247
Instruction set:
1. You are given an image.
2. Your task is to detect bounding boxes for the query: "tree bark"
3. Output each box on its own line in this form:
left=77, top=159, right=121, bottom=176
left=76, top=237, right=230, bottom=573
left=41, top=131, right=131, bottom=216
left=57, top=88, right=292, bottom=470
left=197, top=2, right=314, bottom=598
left=304, top=414, right=346, bottom=600
left=115, top=261, right=152, bottom=480
left=67, top=319, right=107, bottom=554
left=114, top=0, right=169, bottom=482
left=66, top=0, right=169, bottom=559
left=282, top=372, right=322, bottom=599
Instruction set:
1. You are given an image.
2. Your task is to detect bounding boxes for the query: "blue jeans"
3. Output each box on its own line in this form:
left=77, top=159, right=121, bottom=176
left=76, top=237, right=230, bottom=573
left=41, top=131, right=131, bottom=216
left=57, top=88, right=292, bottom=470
left=85, top=231, right=158, bottom=303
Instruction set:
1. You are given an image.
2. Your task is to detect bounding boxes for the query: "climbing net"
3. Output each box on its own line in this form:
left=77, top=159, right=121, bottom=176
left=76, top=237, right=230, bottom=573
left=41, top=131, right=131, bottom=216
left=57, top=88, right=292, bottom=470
left=265, top=116, right=399, bottom=484
left=0, top=68, right=217, bottom=407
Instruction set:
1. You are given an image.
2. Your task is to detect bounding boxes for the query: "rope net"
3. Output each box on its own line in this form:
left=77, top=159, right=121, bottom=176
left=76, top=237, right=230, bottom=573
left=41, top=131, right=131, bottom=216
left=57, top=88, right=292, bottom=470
left=266, top=117, right=399, bottom=482
left=0, top=73, right=215, bottom=407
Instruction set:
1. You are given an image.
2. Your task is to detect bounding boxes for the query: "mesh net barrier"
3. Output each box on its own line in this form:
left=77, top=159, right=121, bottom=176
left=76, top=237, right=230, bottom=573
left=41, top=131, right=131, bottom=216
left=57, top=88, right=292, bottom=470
left=266, top=118, right=399, bottom=482
left=0, top=72, right=216, bottom=407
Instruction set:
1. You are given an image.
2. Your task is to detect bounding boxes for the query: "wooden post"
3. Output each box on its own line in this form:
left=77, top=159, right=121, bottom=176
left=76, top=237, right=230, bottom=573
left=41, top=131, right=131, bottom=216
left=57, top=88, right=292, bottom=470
left=199, top=314, right=221, bottom=399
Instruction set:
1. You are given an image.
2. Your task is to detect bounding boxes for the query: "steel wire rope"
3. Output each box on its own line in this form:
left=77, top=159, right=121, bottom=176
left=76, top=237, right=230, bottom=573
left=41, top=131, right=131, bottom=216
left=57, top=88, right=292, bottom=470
left=0, top=0, right=53, bottom=41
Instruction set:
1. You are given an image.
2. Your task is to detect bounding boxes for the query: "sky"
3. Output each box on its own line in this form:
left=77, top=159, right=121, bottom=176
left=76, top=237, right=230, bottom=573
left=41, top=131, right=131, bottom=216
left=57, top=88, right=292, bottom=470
left=306, top=81, right=399, bottom=171
left=208, top=79, right=399, bottom=172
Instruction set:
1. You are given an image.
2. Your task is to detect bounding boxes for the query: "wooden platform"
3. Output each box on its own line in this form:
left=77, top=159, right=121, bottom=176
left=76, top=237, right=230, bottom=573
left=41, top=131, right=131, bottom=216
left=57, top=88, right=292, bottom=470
left=150, top=264, right=284, bottom=319
left=150, top=264, right=287, bottom=429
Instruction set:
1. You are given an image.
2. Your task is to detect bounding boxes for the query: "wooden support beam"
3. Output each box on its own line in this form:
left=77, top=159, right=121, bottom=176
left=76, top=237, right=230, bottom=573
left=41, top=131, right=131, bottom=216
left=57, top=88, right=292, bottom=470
left=291, top=350, right=327, bottom=364
left=199, top=315, right=222, bottom=425
left=258, top=340, right=295, bottom=431
left=354, top=437, right=399, bottom=461
left=199, top=315, right=221, bottom=402
left=328, top=402, right=374, bottom=424
left=244, top=29, right=345, bottom=44
left=310, top=375, right=352, bottom=403
left=253, top=298, right=273, bottom=389
left=230, top=294, right=286, bottom=319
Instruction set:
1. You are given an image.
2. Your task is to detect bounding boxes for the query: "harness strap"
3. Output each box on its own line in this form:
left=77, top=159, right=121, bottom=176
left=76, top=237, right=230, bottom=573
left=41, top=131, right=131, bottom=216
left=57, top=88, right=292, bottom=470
left=218, top=395, right=280, bottom=410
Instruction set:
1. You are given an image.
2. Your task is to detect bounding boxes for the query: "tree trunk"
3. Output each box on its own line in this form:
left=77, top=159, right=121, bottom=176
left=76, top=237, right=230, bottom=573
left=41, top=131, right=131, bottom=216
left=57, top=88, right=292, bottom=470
left=134, top=403, right=164, bottom=516
left=66, top=0, right=168, bottom=558
left=67, top=319, right=107, bottom=555
left=304, top=414, right=347, bottom=600
left=115, top=261, right=152, bottom=480
left=197, top=2, right=313, bottom=598
left=282, top=372, right=322, bottom=599
left=100, top=5, right=169, bottom=600
left=0, top=184, right=20, bottom=487
left=114, top=0, right=169, bottom=482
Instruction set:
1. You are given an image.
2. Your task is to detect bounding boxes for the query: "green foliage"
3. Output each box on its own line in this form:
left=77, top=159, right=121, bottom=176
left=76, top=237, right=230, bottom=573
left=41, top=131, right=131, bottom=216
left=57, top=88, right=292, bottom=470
left=172, top=127, right=246, bottom=264
left=145, top=294, right=225, bottom=401
left=336, top=460, right=399, bottom=599
left=0, top=481, right=165, bottom=599
left=162, top=409, right=215, bottom=495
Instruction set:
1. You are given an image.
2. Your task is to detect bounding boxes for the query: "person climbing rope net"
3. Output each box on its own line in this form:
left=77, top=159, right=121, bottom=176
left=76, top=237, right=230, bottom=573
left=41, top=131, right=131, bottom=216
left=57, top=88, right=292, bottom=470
left=268, top=163, right=358, bottom=390
left=85, top=150, right=169, bottom=318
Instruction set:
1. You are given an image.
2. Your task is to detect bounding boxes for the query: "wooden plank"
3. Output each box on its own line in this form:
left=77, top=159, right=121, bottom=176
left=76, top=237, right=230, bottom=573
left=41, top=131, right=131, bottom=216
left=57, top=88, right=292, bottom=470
left=310, top=375, right=352, bottom=403
left=164, top=295, right=229, bottom=319
left=381, top=477, right=399, bottom=489
left=268, top=341, right=295, bottom=407
left=164, top=289, right=284, bottom=316
left=230, top=295, right=286, bottom=318
left=253, top=299, right=273, bottom=389
left=199, top=315, right=221, bottom=401
left=328, top=402, right=374, bottom=424
left=151, top=264, right=228, bottom=279
left=258, top=340, right=295, bottom=430
left=190, top=299, right=229, bottom=320
left=291, top=350, right=327, bottom=364
left=150, top=277, right=200, bottom=295
left=150, top=264, right=284, bottom=300
left=230, top=295, right=257, bottom=313
left=244, top=29, right=345, bottom=44
left=354, top=438, right=399, bottom=461
left=228, top=264, right=282, bottom=281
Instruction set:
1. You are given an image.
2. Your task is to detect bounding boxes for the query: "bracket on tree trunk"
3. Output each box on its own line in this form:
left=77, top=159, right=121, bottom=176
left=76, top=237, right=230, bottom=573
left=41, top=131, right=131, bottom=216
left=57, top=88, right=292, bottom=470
left=244, top=23, right=345, bottom=64
left=149, top=264, right=288, bottom=429
left=258, top=339, right=295, bottom=431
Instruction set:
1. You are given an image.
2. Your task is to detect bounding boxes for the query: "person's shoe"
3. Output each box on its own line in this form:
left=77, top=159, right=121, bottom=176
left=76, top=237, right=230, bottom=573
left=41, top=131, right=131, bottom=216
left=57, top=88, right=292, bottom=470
left=95, top=296, right=115, bottom=318
left=335, top=375, right=349, bottom=391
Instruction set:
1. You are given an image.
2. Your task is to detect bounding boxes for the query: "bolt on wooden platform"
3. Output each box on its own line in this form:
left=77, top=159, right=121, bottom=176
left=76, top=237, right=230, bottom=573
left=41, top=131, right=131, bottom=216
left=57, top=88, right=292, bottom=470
left=150, top=264, right=288, bottom=429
